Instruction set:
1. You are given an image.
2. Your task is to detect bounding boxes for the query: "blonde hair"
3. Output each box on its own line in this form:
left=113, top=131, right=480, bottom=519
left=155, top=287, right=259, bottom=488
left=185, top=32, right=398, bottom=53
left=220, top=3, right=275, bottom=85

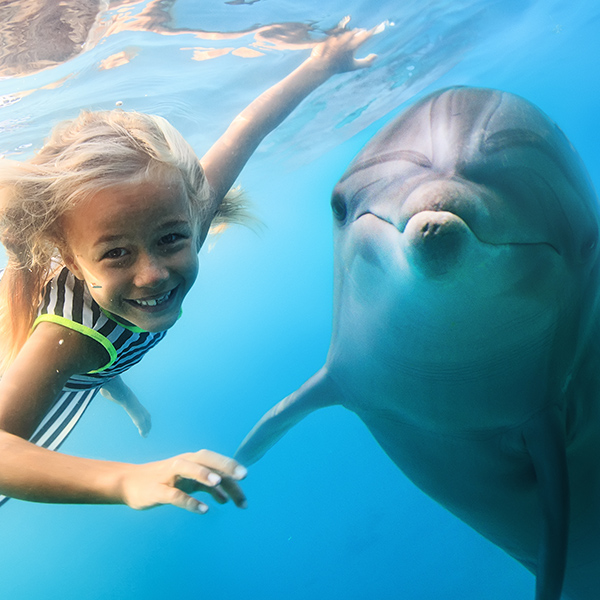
left=0, top=109, right=250, bottom=374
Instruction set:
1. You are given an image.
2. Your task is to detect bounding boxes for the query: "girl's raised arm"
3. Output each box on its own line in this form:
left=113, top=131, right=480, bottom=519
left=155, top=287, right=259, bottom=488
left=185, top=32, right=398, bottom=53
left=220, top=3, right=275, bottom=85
left=200, top=23, right=379, bottom=202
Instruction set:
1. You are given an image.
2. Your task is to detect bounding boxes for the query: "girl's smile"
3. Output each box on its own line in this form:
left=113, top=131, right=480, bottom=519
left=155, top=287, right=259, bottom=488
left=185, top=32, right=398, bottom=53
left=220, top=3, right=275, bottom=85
left=60, top=170, right=200, bottom=332
left=127, top=287, right=177, bottom=309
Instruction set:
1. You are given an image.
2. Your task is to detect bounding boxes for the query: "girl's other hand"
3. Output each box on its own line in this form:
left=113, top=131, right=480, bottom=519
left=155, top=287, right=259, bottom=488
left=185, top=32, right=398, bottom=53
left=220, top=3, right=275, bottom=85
left=119, top=449, right=247, bottom=514
left=308, top=17, right=386, bottom=75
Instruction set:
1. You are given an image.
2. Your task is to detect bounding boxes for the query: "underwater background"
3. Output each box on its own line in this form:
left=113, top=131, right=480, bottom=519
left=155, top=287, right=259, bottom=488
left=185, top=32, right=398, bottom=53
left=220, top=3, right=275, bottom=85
left=0, top=1, right=598, bottom=598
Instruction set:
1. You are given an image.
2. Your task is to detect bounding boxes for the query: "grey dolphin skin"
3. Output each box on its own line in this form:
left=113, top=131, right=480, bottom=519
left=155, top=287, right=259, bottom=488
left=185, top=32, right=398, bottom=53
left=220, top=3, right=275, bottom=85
left=236, top=87, right=600, bottom=600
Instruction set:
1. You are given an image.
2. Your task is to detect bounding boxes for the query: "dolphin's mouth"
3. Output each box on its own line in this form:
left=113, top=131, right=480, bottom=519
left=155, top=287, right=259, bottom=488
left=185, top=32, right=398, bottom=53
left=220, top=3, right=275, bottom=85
left=355, top=209, right=561, bottom=255
left=356, top=210, right=396, bottom=228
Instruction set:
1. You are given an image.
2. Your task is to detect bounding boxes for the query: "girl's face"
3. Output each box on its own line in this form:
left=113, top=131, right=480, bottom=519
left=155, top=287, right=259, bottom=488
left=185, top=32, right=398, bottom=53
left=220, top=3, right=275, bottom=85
left=61, top=172, right=201, bottom=332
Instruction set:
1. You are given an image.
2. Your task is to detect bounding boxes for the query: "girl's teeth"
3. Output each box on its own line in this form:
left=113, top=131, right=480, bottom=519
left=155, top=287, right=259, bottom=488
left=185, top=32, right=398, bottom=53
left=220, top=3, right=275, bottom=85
left=134, top=291, right=171, bottom=306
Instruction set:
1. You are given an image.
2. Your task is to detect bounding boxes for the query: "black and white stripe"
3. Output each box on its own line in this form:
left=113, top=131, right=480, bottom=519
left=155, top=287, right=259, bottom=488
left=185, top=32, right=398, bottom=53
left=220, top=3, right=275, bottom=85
left=0, top=267, right=168, bottom=507
left=39, top=268, right=167, bottom=389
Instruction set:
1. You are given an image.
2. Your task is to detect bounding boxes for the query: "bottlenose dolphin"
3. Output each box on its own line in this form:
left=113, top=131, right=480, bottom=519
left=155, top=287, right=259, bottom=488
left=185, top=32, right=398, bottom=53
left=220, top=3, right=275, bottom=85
left=236, top=87, right=600, bottom=600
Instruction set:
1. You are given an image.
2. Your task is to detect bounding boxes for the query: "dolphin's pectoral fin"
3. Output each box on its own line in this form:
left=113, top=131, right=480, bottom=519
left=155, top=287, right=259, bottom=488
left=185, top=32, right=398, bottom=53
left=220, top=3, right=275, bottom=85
left=522, top=405, right=569, bottom=600
left=235, top=367, right=342, bottom=466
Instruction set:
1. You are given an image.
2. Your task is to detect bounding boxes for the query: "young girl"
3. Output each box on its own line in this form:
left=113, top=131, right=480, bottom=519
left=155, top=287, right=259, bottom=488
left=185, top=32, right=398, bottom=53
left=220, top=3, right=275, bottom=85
left=0, top=25, right=377, bottom=514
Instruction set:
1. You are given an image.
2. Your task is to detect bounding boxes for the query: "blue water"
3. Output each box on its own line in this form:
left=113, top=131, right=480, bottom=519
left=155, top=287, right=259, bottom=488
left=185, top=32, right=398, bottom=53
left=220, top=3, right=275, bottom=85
left=0, top=1, right=599, bottom=598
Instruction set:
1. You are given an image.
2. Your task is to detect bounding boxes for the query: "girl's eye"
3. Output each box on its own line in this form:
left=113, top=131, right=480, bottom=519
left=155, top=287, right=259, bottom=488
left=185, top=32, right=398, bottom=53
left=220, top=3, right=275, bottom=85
left=103, top=248, right=127, bottom=260
left=159, top=233, right=185, bottom=245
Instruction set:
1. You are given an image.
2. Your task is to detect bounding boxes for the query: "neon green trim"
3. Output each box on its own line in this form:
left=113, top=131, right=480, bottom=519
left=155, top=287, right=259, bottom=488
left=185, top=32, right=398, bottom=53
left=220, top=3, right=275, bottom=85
left=101, top=308, right=147, bottom=333
left=32, top=314, right=117, bottom=373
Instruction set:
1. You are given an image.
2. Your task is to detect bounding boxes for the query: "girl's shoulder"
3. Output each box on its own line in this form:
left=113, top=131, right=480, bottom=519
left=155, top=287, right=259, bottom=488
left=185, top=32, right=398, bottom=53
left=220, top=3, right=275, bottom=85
left=38, top=266, right=102, bottom=327
left=35, top=266, right=167, bottom=377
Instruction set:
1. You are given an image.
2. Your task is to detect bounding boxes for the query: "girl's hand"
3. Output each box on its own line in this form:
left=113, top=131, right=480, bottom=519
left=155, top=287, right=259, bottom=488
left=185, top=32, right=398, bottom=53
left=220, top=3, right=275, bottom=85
left=119, top=449, right=247, bottom=514
left=200, top=16, right=385, bottom=203
left=308, top=17, right=384, bottom=75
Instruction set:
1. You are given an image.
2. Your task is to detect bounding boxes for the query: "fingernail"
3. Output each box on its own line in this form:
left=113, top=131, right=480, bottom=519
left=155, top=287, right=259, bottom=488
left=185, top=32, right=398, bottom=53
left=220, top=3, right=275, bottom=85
left=374, top=22, right=387, bottom=35
left=208, top=472, right=221, bottom=486
left=234, top=465, right=247, bottom=479
left=196, top=504, right=208, bottom=514
left=240, top=499, right=248, bottom=509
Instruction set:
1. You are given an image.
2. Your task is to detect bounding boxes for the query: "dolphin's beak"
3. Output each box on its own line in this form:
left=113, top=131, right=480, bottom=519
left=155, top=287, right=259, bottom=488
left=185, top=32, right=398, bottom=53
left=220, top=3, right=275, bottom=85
left=402, top=210, right=475, bottom=279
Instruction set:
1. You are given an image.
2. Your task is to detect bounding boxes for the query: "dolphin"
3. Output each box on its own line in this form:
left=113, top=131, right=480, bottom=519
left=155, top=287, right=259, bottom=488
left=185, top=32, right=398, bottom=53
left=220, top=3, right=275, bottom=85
left=236, top=87, right=600, bottom=600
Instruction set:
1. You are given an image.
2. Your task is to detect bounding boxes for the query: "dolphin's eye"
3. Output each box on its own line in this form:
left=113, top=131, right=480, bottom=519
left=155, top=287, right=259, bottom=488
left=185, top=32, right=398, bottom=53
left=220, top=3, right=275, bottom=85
left=331, top=193, right=347, bottom=222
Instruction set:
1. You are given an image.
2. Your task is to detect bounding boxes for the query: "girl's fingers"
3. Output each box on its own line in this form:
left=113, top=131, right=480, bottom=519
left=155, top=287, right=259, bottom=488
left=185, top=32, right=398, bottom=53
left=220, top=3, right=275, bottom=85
left=219, top=477, right=248, bottom=509
left=353, top=53, right=377, bottom=69
left=186, top=449, right=248, bottom=480
left=353, top=22, right=386, bottom=45
left=175, top=476, right=245, bottom=507
left=336, top=15, right=351, bottom=30
left=372, top=21, right=388, bottom=35
left=162, top=486, right=209, bottom=514
left=341, top=21, right=387, bottom=55
left=206, top=484, right=230, bottom=504
left=168, top=451, right=248, bottom=509
left=338, top=20, right=386, bottom=43
left=170, top=457, right=224, bottom=487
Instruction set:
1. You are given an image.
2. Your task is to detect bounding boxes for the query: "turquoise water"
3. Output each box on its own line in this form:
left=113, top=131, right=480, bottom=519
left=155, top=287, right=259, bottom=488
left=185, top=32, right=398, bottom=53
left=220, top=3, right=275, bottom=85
left=0, top=1, right=599, bottom=598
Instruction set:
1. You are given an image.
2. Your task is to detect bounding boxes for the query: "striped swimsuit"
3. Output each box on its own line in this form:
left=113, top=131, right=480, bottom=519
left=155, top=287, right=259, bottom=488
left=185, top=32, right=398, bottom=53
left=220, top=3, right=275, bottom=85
left=0, top=267, right=167, bottom=506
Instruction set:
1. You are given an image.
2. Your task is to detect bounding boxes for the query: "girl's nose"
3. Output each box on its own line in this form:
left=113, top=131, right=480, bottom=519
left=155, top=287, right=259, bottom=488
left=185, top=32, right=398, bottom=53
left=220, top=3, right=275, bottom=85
left=133, top=254, right=169, bottom=288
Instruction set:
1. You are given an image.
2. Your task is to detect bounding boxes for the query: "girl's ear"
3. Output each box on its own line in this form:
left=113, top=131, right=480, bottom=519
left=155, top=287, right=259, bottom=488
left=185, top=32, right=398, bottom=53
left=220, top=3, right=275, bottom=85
left=60, top=248, right=85, bottom=281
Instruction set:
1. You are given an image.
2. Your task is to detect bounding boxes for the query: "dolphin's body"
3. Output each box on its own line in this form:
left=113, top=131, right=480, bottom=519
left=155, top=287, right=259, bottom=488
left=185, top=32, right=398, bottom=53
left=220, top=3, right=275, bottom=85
left=236, top=87, right=600, bottom=600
